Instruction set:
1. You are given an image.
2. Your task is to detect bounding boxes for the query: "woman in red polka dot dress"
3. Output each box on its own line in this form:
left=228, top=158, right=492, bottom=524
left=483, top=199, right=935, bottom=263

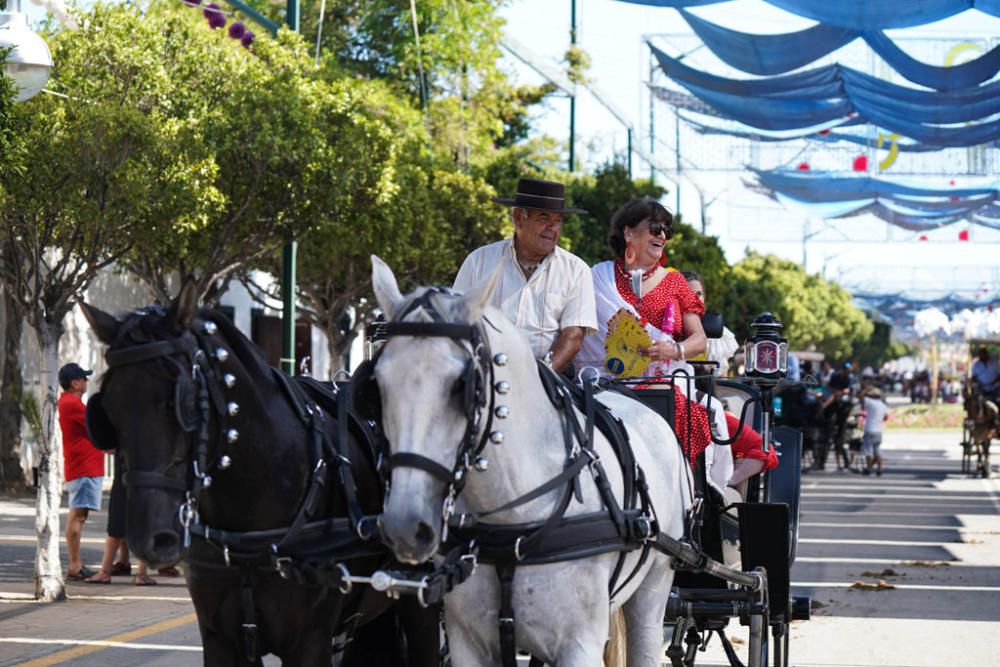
left=575, top=197, right=711, bottom=466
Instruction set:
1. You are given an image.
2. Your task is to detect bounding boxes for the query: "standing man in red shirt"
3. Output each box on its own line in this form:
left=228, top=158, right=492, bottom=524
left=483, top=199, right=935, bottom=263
left=58, top=363, right=104, bottom=580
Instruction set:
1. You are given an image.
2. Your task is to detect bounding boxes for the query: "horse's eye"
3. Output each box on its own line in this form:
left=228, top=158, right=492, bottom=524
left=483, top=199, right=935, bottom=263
left=451, top=377, right=466, bottom=396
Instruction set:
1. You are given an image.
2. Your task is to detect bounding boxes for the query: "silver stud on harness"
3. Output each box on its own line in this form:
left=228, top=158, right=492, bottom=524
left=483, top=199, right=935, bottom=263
left=215, top=348, right=229, bottom=363
left=202, top=321, right=218, bottom=335
left=489, top=431, right=505, bottom=445
left=219, top=455, right=232, bottom=469
left=226, top=429, right=240, bottom=443
left=494, top=405, right=509, bottom=419
left=226, top=402, right=239, bottom=417
left=474, top=456, right=489, bottom=472
left=493, top=353, right=508, bottom=366
left=223, top=373, right=236, bottom=388
left=495, top=381, right=510, bottom=394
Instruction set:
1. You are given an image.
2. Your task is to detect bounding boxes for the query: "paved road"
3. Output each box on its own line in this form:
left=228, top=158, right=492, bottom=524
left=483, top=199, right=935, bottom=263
left=697, top=429, right=1000, bottom=667
left=0, top=429, right=997, bottom=666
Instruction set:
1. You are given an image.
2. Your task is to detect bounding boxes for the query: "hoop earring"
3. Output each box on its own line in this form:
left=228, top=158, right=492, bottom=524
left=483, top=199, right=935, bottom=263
left=624, top=241, right=637, bottom=265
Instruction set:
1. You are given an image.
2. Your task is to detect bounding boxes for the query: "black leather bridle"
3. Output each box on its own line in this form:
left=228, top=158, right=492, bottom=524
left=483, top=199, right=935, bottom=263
left=373, top=288, right=498, bottom=534
left=100, top=308, right=236, bottom=546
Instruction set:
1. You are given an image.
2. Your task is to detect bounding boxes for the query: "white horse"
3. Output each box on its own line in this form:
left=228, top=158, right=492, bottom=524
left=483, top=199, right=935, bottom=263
left=370, top=256, right=692, bottom=666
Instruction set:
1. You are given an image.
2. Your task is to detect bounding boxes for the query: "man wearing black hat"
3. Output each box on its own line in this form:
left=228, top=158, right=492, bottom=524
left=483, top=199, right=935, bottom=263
left=57, top=362, right=103, bottom=580
left=454, top=178, right=597, bottom=373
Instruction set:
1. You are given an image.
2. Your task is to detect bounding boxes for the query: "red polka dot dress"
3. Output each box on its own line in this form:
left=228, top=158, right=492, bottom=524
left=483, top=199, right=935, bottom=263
left=614, top=261, right=712, bottom=466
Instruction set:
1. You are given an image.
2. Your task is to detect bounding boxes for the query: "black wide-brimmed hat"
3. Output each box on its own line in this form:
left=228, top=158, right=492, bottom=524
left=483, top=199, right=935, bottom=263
left=492, top=178, right=589, bottom=215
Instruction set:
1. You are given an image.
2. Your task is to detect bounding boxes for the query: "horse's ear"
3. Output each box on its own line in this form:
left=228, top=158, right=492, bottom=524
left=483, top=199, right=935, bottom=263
left=80, top=301, right=121, bottom=346
left=462, top=264, right=501, bottom=320
left=166, top=281, right=201, bottom=333
left=371, top=255, right=404, bottom=320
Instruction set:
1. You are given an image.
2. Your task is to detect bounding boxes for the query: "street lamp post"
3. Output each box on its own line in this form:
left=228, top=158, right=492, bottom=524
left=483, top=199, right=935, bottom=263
left=0, top=0, right=52, bottom=101
left=279, top=0, right=298, bottom=376
left=213, top=0, right=295, bottom=375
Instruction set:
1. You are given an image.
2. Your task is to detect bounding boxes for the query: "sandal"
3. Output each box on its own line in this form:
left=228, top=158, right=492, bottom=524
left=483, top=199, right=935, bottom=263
left=157, top=566, right=181, bottom=577
left=84, top=572, right=112, bottom=584
left=66, top=566, right=98, bottom=581
left=134, top=574, right=158, bottom=586
left=110, top=561, right=131, bottom=576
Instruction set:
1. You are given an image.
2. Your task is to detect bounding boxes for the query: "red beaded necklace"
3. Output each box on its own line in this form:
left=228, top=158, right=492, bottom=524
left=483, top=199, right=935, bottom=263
left=615, top=259, right=658, bottom=281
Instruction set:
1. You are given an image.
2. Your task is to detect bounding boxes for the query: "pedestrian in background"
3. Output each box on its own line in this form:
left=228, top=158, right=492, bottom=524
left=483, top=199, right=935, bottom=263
left=58, top=363, right=103, bottom=580
left=85, top=450, right=157, bottom=585
left=861, top=385, right=888, bottom=476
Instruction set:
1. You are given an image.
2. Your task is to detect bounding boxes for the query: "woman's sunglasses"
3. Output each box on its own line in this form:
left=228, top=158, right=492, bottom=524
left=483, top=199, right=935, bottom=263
left=643, top=221, right=671, bottom=238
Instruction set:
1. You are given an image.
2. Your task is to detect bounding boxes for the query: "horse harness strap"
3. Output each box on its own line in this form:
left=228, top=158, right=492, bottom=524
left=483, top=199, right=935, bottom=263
left=240, top=570, right=259, bottom=664
left=443, top=362, right=658, bottom=667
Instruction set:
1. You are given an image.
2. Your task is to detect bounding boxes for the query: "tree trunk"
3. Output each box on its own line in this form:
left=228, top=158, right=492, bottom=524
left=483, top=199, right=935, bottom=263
left=34, top=321, right=65, bottom=601
left=325, top=325, right=353, bottom=378
left=0, top=291, right=25, bottom=487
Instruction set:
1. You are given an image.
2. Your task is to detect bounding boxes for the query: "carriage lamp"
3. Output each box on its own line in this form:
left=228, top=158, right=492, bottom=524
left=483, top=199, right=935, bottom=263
left=744, top=312, right=788, bottom=383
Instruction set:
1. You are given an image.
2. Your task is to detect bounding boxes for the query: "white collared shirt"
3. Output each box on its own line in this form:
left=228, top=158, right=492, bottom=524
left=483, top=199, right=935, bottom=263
left=453, top=239, right=598, bottom=361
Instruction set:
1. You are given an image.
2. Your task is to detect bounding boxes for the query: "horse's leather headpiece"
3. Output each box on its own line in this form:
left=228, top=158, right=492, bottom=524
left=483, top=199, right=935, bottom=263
left=85, top=391, right=119, bottom=451
left=90, top=308, right=233, bottom=506
left=363, top=287, right=495, bottom=497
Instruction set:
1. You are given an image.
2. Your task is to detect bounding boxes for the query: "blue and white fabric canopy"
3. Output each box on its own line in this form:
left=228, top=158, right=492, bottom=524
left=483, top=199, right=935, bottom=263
left=652, top=46, right=1000, bottom=146
left=854, top=292, right=1000, bottom=319
left=619, top=0, right=1000, bottom=30
left=650, top=104, right=941, bottom=153
left=678, top=9, right=1000, bottom=90
left=749, top=169, right=1000, bottom=231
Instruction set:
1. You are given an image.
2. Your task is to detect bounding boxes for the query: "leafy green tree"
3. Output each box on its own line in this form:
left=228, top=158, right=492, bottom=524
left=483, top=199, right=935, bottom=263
left=104, top=3, right=399, bottom=303
left=290, top=141, right=508, bottom=372
left=1, top=54, right=28, bottom=489
left=719, top=252, right=873, bottom=358
left=0, top=9, right=191, bottom=599
left=850, top=315, right=914, bottom=368
left=233, top=0, right=537, bottom=369
left=0, top=0, right=403, bottom=599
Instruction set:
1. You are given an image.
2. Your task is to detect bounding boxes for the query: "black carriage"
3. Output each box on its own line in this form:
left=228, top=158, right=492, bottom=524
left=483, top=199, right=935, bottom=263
left=608, top=313, right=809, bottom=667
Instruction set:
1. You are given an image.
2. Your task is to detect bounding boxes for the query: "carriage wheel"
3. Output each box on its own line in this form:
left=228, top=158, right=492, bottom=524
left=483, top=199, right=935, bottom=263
left=770, top=622, right=789, bottom=667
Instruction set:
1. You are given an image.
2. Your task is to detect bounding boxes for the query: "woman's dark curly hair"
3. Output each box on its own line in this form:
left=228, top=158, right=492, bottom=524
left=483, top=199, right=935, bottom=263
left=681, top=270, right=701, bottom=284
left=607, top=197, right=674, bottom=258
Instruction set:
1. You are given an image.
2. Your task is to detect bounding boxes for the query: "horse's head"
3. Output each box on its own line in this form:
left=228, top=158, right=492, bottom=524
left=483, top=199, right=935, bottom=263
left=81, top=284, right=255, bottom=567
left=368, top=255, right=502, bottom=564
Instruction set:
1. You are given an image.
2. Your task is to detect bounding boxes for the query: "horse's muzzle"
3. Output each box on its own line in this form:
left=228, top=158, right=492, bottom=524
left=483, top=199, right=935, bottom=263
left=380, top=510, right=440, bottom=565
left=127, top=492, right=186, bottom=568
